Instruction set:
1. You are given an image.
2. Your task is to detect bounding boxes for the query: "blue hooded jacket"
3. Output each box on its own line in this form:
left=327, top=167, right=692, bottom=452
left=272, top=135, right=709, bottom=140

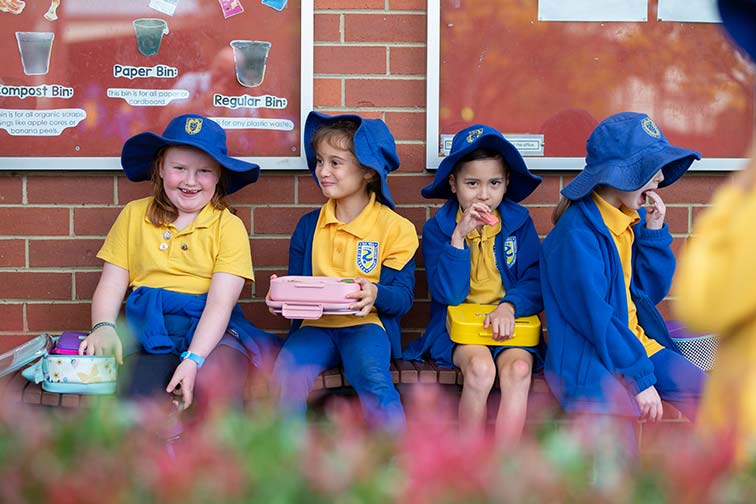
left=403, top=198, right=543, bottom=367
left=540, top=197, right=682, bottom=416
left=286, top=209, right=416, bottom=359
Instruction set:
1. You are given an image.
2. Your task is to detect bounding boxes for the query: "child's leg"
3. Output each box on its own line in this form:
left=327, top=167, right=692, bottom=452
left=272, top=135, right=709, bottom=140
left=337, top=324, right=404, bottom=431
left=194, top=344, right=249, bottom=412
left=650, top=348, right=706, bottom=421
left=117, top=351, right=179, bottom=399
left=273, top=326, right=339, bottom=418
left=453, top=344, right=496, bottom=434
left=494, top=347, right=534, bottom=445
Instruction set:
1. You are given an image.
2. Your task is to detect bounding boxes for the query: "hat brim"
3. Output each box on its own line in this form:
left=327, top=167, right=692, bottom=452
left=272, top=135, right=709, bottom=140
left=718, top=0, right=756, bottom=62
left=561, top=144, right=700, bottom=201
left=421, top=134, right=541, bottom=202
left=121, top=132, right=260, bottom=195
left=304, top=111, right=396, bottom=208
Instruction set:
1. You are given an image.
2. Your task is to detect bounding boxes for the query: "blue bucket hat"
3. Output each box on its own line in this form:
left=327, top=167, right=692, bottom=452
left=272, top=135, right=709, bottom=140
left=121, top=114, right=260, bottom=194
left=422, top=124, right=541, bottom=202
left=304, top=111, right=400, bottom=209
left=561, top=112, right=701, bottom=201
left=718, top=0, right=756, bottom=62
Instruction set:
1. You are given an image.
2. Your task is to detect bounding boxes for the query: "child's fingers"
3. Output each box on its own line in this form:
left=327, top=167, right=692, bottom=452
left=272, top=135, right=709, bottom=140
left=166, top=374, right=180, bottom=394
left=78, top=338, right=89, bottom=356
left=182, top=385, right=193, bottom=410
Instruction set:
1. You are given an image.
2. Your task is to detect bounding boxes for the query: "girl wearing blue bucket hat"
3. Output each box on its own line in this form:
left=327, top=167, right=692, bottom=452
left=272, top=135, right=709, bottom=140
left=270, top=111, right=418, bottom=431
left=79, top=113, right=278, bottom=412
left=403, top=124, right=544, bottom=443
left=540, top=111, right=705, bottom=458
left=675, top=0, right=756, bottom=465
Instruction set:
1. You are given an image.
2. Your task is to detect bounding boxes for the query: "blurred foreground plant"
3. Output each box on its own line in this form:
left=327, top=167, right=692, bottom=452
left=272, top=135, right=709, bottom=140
left=1, top=385, right=755, bottom=503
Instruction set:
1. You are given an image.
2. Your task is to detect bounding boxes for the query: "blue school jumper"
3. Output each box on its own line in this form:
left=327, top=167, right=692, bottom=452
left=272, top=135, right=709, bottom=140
left=540, top=198, right=701, bottom=417
left=403, top=198, right=544, bottom=368
left=125, top=286, right=279, bottom=368
left=274, top=209, right=416, bottom=429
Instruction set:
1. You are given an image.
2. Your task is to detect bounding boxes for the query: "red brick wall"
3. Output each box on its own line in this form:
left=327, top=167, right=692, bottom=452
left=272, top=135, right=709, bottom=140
left=0, top=2, right=731, bottom=353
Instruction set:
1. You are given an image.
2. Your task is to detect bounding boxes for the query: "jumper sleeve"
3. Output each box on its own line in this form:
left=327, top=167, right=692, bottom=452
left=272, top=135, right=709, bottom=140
left=674, top=182, right=756, bottom=337
left=422, top=218, right=472, bottom=306
left=632, top=215, right=675, bottom=304
left=373, top=260, right=416, bottom=317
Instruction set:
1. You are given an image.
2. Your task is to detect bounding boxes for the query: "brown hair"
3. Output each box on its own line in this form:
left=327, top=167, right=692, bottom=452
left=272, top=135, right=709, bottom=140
left=551, top=196, right=573, bottom=224
left=310, top=120, right=381, bottom=199
left=146, top=146, right=232, bottom=226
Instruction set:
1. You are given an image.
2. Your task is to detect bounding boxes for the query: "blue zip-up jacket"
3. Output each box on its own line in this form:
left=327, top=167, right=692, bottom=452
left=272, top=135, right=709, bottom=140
left=403, top=198, right=543, bottom=367
left=125, top=286, right=280, bottom=368
left=540, top=198, right=682, bottom=416
left=286, top=209, right=416, bottom=359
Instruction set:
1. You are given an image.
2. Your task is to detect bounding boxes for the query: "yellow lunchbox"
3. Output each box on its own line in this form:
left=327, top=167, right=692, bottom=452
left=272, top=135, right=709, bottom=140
left=446, top=303, right=541, bottom=347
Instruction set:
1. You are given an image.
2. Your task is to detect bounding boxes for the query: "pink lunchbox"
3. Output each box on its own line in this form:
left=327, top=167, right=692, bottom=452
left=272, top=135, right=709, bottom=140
left=266, top=276, right=360, bottom=320
left=51, top=331, right=88, bottom=355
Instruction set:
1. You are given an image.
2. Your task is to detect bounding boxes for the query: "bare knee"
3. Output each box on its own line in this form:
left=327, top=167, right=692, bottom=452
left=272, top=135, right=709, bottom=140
left=462, top=356, right=496, bottom=392
left=499, top=358, right=532, bottom=388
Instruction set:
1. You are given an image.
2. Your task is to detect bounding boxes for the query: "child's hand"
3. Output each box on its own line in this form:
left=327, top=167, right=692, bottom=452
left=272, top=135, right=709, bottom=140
left=166, top=359, right=199, bottom=410
left=451, top=203, right=495, bottom=249
left=635, top=385, right=663, bottom=422
left=644, top=191, right=666, bottom=230
left=79, top=327, right=123, bottom=365
left=484, top=302, right=516, bottom=341
left=347, top=277, right=378, bottom=317
left=265, top=274, right=279, bottom=316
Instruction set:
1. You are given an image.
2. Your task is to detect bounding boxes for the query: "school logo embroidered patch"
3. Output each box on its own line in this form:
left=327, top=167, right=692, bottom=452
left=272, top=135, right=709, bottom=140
left=466, top=128, right=484, bottom=143
left=356, top=241, right=379, bottom=274
left=641, top=117, right=660, bottom=138
left=185, top=118, right=203, bottom=135
left=504, top=236, right=517, bottom=268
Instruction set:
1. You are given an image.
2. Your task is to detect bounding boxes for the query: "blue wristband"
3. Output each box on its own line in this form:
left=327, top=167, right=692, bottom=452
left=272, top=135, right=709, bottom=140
left=180, top=351, right=205, bottom=369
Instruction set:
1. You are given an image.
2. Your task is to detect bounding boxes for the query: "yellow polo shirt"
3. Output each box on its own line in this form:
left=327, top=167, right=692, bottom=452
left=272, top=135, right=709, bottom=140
left=593, top=193, right=663, bottom=357
left=303, top=193, right=419, bottom=329
left=97, top=197, right=254, bottom=295
left=457, top=207, right=506, bottom=305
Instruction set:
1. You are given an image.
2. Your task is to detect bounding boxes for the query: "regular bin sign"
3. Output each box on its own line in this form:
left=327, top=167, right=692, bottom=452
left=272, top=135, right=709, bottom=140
left=0, top=0, right=312, bottom=170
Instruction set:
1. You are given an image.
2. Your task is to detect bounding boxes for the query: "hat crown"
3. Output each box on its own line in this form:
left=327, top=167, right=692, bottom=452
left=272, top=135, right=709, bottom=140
left=162, top=114, right=229, bottom=156
left=451, top=124, right=499, bottom=151
left=357, top=117, right=400, bottom=175
left=585, top=112, right=669, bottom=173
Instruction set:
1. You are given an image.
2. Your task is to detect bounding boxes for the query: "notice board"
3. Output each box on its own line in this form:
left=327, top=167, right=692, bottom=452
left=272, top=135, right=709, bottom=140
left=426, top=0, right=756, bottom=171
left=0, top=0, right=312, bottom=170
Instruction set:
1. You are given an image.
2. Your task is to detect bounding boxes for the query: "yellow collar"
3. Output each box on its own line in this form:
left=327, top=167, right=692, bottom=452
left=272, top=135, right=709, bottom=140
left=320, top=192, right=380, bottom=239
left=145, top=201, right=222, bottom=233
left=592, top=192, right=639, bottom=236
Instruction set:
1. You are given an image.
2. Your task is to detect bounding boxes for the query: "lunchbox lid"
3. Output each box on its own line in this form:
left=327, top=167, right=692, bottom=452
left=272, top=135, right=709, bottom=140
left=0, top=334, right=53, bottom=378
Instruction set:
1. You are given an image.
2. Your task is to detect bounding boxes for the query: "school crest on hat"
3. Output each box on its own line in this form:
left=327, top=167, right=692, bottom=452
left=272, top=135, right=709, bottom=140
left=466, top=128, right=484, bottom=143
left=185, top=117, right=202, bottom=135
left=356, top=241, right=379, bottom=274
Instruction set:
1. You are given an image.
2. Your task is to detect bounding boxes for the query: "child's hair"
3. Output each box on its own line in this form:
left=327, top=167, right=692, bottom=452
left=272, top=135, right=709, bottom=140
left=147, top=146, right=232, bottom=226
left=310, top=120, right=381, bottom=198
left=552, top=196, right=572, bottom=224
left=451, top=147, right=508, bottom=178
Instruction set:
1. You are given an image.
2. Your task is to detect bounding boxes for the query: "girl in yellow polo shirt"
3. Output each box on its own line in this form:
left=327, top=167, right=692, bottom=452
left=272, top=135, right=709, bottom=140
left=541, top=112, right=705, bottom=459
left=271, top=111, right=418, bottom=431
left=79, top=114, right=277, bottom=412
